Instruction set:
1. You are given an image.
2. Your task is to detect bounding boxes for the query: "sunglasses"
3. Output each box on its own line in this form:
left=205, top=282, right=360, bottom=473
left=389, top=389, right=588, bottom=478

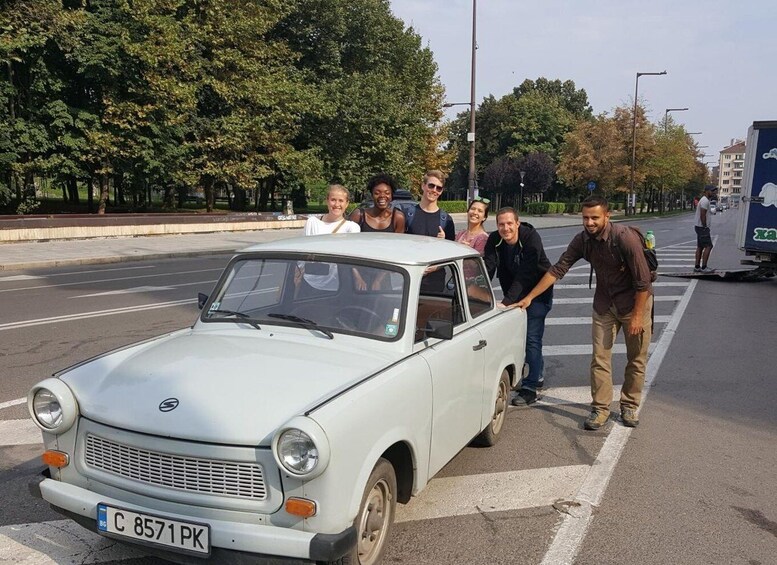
left=473, top=196, right=490, bottom=204
left=426, top=182, right=444, bottom=192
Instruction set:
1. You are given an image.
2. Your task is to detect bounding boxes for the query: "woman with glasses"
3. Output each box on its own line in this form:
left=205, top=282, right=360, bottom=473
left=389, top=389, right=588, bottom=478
left=349, top=173, right=406, bottom=234
left=455, top=198, right=490, bottom=255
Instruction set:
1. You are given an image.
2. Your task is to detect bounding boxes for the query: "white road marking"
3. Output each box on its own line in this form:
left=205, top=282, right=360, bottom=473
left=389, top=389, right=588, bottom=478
left=396, top=465, right=589, bottom=523
left=71, top=285, right=175, bottom=298
left=544, top=343, right=656, bottom=356
left=0, top=397, right=26, bottom=411
left=547, top=316, right=670, bottom=326
left=555, top=282, right=688, bottom=289
left=501, top=296, right=682, bottom=305
left=0, top=268, right=221, bottom=293
left=0, top=520, right=148, bottom=564
left=0, top=419, right=41, bottom=446
left=541, top=279, right=699, bottom=565
left=0, top=275, right=42, bottom=282
left=537, top=386, right=621, bottom=406
left=0, top=298, right=196, bottom=332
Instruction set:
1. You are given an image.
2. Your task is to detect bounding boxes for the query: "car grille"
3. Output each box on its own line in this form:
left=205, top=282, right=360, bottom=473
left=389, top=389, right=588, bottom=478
left=84, top=434, right=267, bottom=500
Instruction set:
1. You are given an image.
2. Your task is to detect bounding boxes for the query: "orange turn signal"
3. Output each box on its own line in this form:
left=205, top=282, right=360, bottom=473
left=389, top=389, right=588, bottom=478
left=42, top=450, right=70, bottom=468
left=285, top=497, right=317, bottom=518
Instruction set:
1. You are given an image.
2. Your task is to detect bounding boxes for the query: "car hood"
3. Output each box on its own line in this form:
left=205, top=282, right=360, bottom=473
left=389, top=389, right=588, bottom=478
left=61, top=328, right=399, bottom=446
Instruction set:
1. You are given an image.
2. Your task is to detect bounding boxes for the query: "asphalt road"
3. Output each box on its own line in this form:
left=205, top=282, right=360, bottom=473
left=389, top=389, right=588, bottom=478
left=1, top=210, right=775, bottom=564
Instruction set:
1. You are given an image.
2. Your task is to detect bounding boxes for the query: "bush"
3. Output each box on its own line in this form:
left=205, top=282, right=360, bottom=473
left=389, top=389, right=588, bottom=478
left=438, top=200, right=468, bottom=213
left=565, top=202, right=582, bottom=214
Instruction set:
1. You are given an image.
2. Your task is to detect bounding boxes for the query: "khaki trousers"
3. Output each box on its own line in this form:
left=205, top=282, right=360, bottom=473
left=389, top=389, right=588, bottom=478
left=590, top=296, right=653, bottom=414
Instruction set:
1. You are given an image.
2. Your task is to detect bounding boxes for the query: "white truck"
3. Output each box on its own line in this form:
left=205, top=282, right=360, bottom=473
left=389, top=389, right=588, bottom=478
left=736, top=121, right=777, bottom=278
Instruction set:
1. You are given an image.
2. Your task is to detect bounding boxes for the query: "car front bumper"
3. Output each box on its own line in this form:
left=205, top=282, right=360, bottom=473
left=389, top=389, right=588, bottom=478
left=31, top=475, right=355, bottom=563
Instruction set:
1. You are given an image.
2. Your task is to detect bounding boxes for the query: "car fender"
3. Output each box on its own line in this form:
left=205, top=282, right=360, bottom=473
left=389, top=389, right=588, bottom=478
left=301, top=355, right=432, bottom=533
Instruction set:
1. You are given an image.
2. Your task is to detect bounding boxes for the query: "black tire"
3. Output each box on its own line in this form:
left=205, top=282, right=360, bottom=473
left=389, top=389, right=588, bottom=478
left=330, top=458, right=396, bottom=565
left=473, top=369, right=510, bottom=447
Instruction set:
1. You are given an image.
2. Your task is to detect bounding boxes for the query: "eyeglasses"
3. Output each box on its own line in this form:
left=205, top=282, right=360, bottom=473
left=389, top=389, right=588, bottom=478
left=426, top=182, right=444, bottom=192
left=473, top=196, right=490, bottom=204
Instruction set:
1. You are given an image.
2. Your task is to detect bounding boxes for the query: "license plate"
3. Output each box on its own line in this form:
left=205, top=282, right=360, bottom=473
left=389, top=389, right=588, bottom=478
left=97, top=503, right=210, bottom=556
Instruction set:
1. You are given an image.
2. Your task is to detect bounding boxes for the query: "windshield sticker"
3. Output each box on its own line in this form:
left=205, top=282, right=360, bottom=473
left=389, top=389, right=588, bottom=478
left=209, top=301, right=221, bottom=312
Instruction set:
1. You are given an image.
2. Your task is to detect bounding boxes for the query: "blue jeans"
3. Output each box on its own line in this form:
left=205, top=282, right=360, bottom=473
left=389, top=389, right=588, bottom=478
left=522, top=298, right=552, bottom=391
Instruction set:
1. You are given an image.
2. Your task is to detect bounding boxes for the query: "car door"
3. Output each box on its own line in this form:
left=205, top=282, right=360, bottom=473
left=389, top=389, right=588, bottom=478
left=415, top=263, right=485, bottom=478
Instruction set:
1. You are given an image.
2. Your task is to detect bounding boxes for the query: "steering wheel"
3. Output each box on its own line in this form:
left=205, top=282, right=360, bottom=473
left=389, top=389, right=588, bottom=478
left=335, top=306, right=384, bottom=332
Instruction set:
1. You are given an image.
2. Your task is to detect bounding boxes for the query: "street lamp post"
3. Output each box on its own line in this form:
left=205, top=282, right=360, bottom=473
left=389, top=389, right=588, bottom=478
left=467, top=0, right=477, bottom=203
left=629, top=70, right=667, bottom=216
left=519, top=170, right=526, bottom=212
left=664, top=107, right=688, bottom=134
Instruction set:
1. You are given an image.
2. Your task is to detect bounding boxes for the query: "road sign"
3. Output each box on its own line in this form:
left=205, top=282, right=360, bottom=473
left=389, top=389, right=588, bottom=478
left=587, top=181, right=596, bottom=191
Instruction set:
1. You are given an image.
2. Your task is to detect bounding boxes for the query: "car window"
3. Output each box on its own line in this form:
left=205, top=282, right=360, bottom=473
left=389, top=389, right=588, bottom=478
left=415, top=263, right=465, bottom=343
left=204, top=257, right=407, bottom=340
left=462, top=258, right=493, bottom=317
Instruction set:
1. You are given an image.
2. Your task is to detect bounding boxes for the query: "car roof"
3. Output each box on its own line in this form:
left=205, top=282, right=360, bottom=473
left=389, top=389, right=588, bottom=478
left=239, top=233, right=479, bottom=265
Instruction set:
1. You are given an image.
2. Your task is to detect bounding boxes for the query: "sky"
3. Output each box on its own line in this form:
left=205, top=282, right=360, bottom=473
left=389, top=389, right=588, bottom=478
left=390, top=0, right=777, bottom=162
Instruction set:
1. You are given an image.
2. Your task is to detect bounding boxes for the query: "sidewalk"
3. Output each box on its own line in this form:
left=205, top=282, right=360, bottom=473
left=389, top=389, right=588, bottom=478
left=0, top=213, right=584, bottom=271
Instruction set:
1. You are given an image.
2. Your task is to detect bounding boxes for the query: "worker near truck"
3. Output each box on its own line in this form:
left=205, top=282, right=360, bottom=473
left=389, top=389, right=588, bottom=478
left=694, top=185, right=716, bottom=273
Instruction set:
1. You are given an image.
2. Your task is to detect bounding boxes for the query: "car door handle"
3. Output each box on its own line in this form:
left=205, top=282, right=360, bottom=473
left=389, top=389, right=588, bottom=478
left=472, top=340, right=487, bottom=351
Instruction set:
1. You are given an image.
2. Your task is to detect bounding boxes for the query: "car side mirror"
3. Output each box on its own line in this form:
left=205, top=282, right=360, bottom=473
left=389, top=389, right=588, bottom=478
left=425, top=319, right=453, bottom=340
left=197, top=292, right=209, bottom=310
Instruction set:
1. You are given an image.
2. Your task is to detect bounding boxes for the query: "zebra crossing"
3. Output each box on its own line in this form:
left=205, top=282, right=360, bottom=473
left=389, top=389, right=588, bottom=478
left=0, top=244, right=701, bottom=564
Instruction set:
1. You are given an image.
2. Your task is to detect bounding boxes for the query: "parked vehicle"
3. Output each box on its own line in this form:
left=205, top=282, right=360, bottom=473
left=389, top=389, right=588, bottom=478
left=737, top=121, right=777, bottom=277
left=28, top=234, right=526, bottom=564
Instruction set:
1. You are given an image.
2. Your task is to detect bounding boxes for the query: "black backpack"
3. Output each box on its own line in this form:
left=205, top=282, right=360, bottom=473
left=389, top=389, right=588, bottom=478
left=584, top=225, right=658, bottom=289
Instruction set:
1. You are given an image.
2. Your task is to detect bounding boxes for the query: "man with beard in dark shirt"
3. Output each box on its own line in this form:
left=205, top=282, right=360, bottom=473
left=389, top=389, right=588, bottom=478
left=517, top=196, right=653, bottom=430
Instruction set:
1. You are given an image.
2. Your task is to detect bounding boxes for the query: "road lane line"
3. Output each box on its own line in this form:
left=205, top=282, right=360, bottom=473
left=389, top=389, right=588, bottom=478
left=395, top=465, right=589, bottom=523
left=0, top=298, right=196, bottom=332
left=0, top=419, right=40, bottom=447
left=544, top=344, right=656, bottom=356
left=0, top=267, right=222, bottom=293
left=551, top=295, right=682, bottom=305
left=547, top=316, right=671, bottom=326
left=0, top=397, right=26, bottom=411
left=555, top=282, right=688, bottom=289
left=541, top=279, right=699, bottom=565
left=537, top=386, right=621, bottom=406
left=72, top=285, right=175, bottom=298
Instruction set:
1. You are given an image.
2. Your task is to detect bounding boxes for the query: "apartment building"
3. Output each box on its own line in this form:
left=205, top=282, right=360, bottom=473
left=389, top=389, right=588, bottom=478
left=718, top=139, right=746, bottom=204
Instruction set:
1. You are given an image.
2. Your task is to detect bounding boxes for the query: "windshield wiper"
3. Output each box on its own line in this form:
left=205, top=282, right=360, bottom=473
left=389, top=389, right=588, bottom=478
left=267, top=313, right=334, bottom=339
left=208, top=309, right=261, bottom=330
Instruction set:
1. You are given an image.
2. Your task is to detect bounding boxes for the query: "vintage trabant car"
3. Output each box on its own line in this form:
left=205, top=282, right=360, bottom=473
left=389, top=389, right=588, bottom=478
left=28, top=234, right=526, bottom=564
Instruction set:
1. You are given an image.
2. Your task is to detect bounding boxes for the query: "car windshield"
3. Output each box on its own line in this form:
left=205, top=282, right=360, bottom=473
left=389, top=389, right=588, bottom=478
left=202, top=256, right=407, bottom=340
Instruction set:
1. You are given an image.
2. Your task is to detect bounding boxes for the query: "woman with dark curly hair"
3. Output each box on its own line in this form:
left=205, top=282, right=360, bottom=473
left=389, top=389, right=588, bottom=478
left=349, top=173, right=406, bottom=233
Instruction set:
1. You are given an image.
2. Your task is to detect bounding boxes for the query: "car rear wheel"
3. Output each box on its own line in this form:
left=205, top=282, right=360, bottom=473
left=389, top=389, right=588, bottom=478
left=473, top=369, right=510, bottom=446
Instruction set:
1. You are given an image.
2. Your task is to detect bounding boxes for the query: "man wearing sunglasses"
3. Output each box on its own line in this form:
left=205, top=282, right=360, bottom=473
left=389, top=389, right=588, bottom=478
left=404, top=170, right=456, bottom=240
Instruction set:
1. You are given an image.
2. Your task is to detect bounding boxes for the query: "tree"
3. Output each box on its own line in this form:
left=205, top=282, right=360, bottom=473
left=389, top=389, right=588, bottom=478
left=517, top=152, right=555, bottom=200
left=558, top=113, right=627, bottom=200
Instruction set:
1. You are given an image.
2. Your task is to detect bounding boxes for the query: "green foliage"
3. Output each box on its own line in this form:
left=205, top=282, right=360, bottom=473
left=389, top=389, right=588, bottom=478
left=525, top=201, right=566, bottom=215
left=438, top=200, right=468, bottom=213
left=0, top=0, right=446, bottom=214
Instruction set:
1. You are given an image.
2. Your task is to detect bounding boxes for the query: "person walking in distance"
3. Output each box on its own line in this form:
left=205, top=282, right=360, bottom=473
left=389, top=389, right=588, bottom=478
left=516, top=196, right=654, bottom=429
left=483, top=207, right=552, bottom=405
left=694, top=185, right=716, bottom=273
left=405, top=170, right=455, bottom=240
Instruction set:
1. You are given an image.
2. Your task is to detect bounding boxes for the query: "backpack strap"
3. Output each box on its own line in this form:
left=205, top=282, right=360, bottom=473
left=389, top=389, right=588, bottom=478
left=404, top=205, right=416, bottom=232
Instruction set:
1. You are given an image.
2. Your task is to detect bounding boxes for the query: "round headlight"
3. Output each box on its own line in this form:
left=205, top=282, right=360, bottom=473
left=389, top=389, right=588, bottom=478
left=27, top=378, right=78, bottom=434
left=33, top=389, right=63, bottom=429
left=277, top=429, right=319, bottom=475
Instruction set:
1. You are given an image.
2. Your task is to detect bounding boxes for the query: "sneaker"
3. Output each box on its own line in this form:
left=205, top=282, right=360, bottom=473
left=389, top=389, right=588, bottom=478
left=511, top=389, right=537, bottom=406
left=621, top=406, right=639, bottom=427
left=584, top=410, right=609, bottom=430
left=699, top=266, right=714, bottom=273
left=693, top=267, right=702, bottom=273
